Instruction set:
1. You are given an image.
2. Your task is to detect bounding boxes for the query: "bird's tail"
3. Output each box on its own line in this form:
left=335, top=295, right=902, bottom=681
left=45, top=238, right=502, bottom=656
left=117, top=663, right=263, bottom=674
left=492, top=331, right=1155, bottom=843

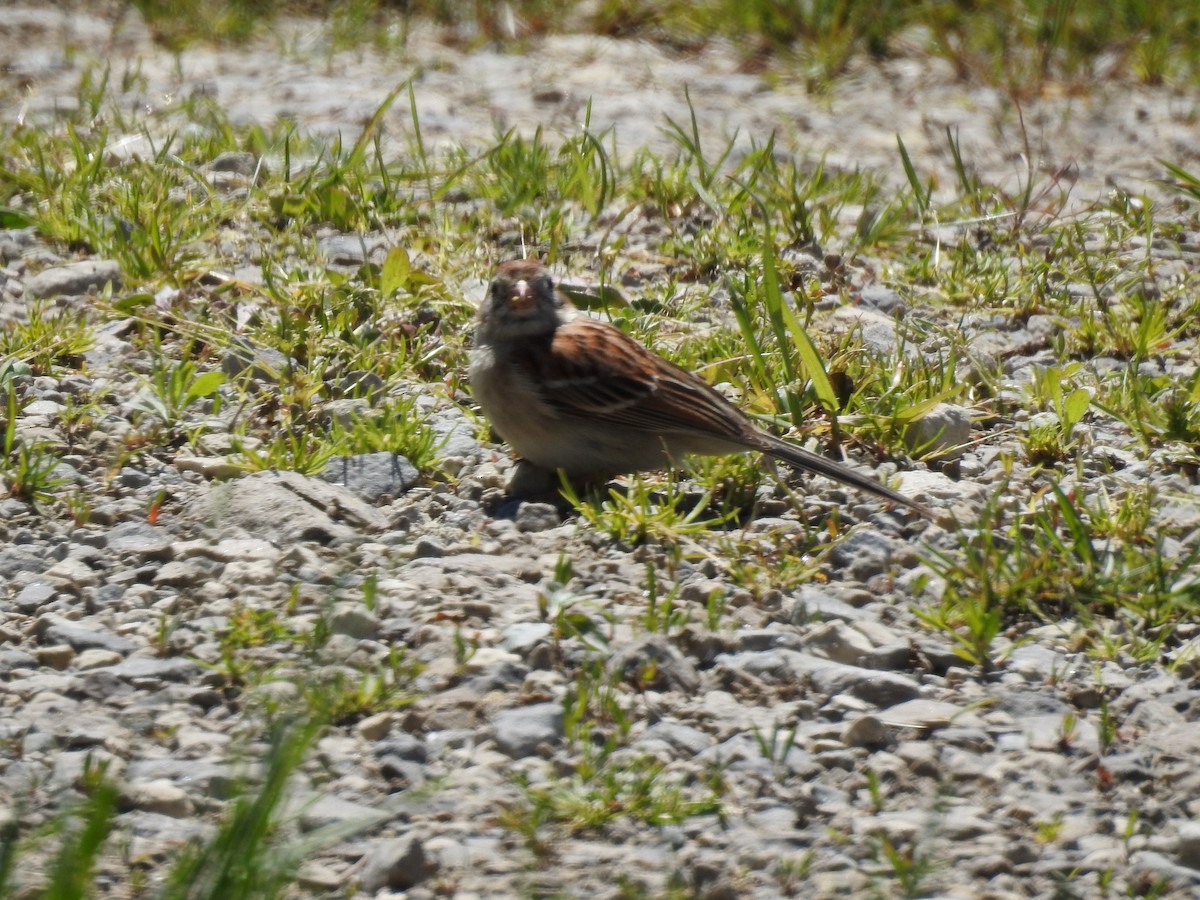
left=763, top=437, right=932, bottom=519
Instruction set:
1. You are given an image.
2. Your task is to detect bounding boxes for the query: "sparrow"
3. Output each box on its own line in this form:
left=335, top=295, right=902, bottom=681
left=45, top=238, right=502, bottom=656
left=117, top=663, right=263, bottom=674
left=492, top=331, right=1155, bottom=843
left=468, top=259, right=931, bottom=518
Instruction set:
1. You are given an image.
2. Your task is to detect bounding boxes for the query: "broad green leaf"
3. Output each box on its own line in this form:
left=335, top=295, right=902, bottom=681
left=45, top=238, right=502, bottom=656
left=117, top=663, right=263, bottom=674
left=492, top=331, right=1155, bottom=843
left=781, top=301, right=839, bottom=413
left=1061, top=388, right=1091, bottom=428
left=380, top=247, right=411, bottom=296
left=0, top=206, right=34, bottom=229
left=185, top=371, right=225, bottom=405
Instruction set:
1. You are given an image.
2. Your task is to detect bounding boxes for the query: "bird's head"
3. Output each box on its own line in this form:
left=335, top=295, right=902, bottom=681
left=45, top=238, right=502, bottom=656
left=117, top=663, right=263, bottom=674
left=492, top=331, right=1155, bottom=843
left=477, top=259, right=571, bottom=339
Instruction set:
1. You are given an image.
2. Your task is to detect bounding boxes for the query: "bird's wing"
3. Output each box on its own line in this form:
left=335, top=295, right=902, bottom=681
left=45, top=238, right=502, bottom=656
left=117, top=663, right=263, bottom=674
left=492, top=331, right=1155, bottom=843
left=507, top=317, right=932, bottom=517
left=515, top=317, right=751, bottom=439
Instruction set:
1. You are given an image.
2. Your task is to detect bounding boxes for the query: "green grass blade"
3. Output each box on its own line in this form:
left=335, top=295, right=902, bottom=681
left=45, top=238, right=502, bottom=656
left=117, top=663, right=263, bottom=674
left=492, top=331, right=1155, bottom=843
left=761, top=236, right=839, bottom=415
left=896, top=134, right=929, bottom=216
left=44, top=762, right=120, bottom=900
left=346, top=77, right=410, bottom=172
left=1159, top=159, right=1200, bottom=201
left=161, top=715, right=324, bottom=900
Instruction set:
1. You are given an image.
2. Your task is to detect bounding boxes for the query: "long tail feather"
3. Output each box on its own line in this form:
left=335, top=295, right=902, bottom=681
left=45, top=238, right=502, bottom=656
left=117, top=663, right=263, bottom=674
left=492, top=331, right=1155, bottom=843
left=761, top=437, right=933, bottom=519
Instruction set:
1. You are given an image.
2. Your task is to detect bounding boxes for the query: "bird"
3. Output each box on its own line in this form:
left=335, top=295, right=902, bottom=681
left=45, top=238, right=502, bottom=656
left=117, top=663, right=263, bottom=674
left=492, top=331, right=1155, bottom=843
left=468, top=259, right=931, bottom=518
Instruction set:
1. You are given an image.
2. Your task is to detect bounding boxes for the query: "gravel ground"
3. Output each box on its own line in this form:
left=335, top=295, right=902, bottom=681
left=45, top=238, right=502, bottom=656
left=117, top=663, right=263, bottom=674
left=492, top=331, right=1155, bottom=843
left=3, top=5, right=1200, bottom=899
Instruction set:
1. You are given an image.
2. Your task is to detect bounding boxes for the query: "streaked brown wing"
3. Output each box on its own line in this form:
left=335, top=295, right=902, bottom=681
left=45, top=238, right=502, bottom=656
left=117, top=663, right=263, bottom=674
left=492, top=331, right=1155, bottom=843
left=514, top=317, right=753, bottom=440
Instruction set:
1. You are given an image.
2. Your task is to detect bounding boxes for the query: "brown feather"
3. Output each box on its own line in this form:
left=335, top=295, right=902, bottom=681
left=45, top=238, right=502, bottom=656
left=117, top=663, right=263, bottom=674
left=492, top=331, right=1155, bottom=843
left=473, top=260, right=932, bottom=518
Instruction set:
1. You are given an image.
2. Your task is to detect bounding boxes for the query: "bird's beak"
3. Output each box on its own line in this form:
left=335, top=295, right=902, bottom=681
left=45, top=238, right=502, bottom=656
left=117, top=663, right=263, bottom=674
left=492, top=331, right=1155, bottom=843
left=510, top=279, right=534, bottom=311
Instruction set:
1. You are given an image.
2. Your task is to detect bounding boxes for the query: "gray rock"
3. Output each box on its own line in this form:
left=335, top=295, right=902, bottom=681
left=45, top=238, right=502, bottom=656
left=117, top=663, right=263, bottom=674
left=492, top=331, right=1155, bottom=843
left=297, top=862, right=342, bottom=893
left=405, top=552, right=539, bottom=580
left=913, top=638, right=964, bottom=674
left=466, top=655, right=528, bottom=693
left=491, top=702, right=563, bottom=758
left=51, top=749, right=125, bottom=789
left=153, top=558, right=217, bottom=587
left=23, top=399, right=64, bottom=416
left=1122, top=700, right=1189, bottom=737
left=120, top=779, right=194, bottom=818
left=515, top=502, right=560, bottom=532
left=121, top=811, right=214, bottom=859
left=0, top=227, right=38, bottom=263
left=936, top=806, right=993, bottom=844
left=1100, top=750, right=1153, bottom=781
left=639, top=721, right=714, bottom=756
left=806, top=870, right=871, bottom=896
left=880, top=699, right=976, bottom=730
left=746, top=805, right=798, bottom=832
left=359, top=834, right=435, bottom=893
left=125, top=760, right=237, bottom=798
left=895, top=740, right=940, bottom=777
left=1017, top=713, right=1099, bottom=752
left=42, top=555, right=102, bottom=588
left=90, top=583, right=128, bottom=610
left=316, top=233, right=384, bottom=268
left=294, top=792, right=387, bottom=832
left=799, top=620, right=875, bottom=665
left=827, top=528, right=902, bottom=582
left=13, top=581, right=57, bottom=614
left=321, top=452, right=420, bottom=503
left=378, top=755, right=427, bottom=787
left=1130, top=850, right=1200, bottom=888
left=220, top=337, right=291, bottom=382
left=423, top=729, right=474, bottom=752
left=103, top=521, right=175, bottom=561
left=904, top=402, right=973, bottom=460
left=22, top=730, right=56, bottom=754
left=696, top=733, right=812, bottom=778
left=24, top=259, right=121, bottom=299
left=841, top=714, right=888, bottom=748
left=937, top=726, right=994, bottom=751
left=373, top=734, right=429, bottom=764
left=609, top=635, right=700, bottom=693
left=200, top=470, right=386, bottom=543
left=410, top=536, right=444, bottom=558
left=0, top=648, right=37, bottom=673
left=321, top=398, right=371, bottom=429
left=207, top=150, right=258, bottom=176
left=733, top=628, right=785, bottom=652
left=830, top=304, right=899, bottom=355
left=788, top=585, right=870, bottom=624
left=1007, top=643, right=1069, bottom=680
left=117, top=467, right=152, bottom=489
left=102, top=656, right=202, bottom=684
left=501, top=621, right=553, bottom=654
left=857, top=284, right=906, bottom=315
left=0, top=547, right=44, bottom=580
left=716, top=649, right=920, bottom=707
left=1142, top=724, right=1200, bottom=763
left=865, top=640, right=913, bottom=671
left=39, top=617, right=137, bottom=654
left=6, top=671, right=78, bottom=698
left=433, top=421, right=479, bottom=458
left=1176, top=820, right=1200, bottom=870
left=202, top=538, right=285, bottom=564
left=328, top=602, right=380, bottom=639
